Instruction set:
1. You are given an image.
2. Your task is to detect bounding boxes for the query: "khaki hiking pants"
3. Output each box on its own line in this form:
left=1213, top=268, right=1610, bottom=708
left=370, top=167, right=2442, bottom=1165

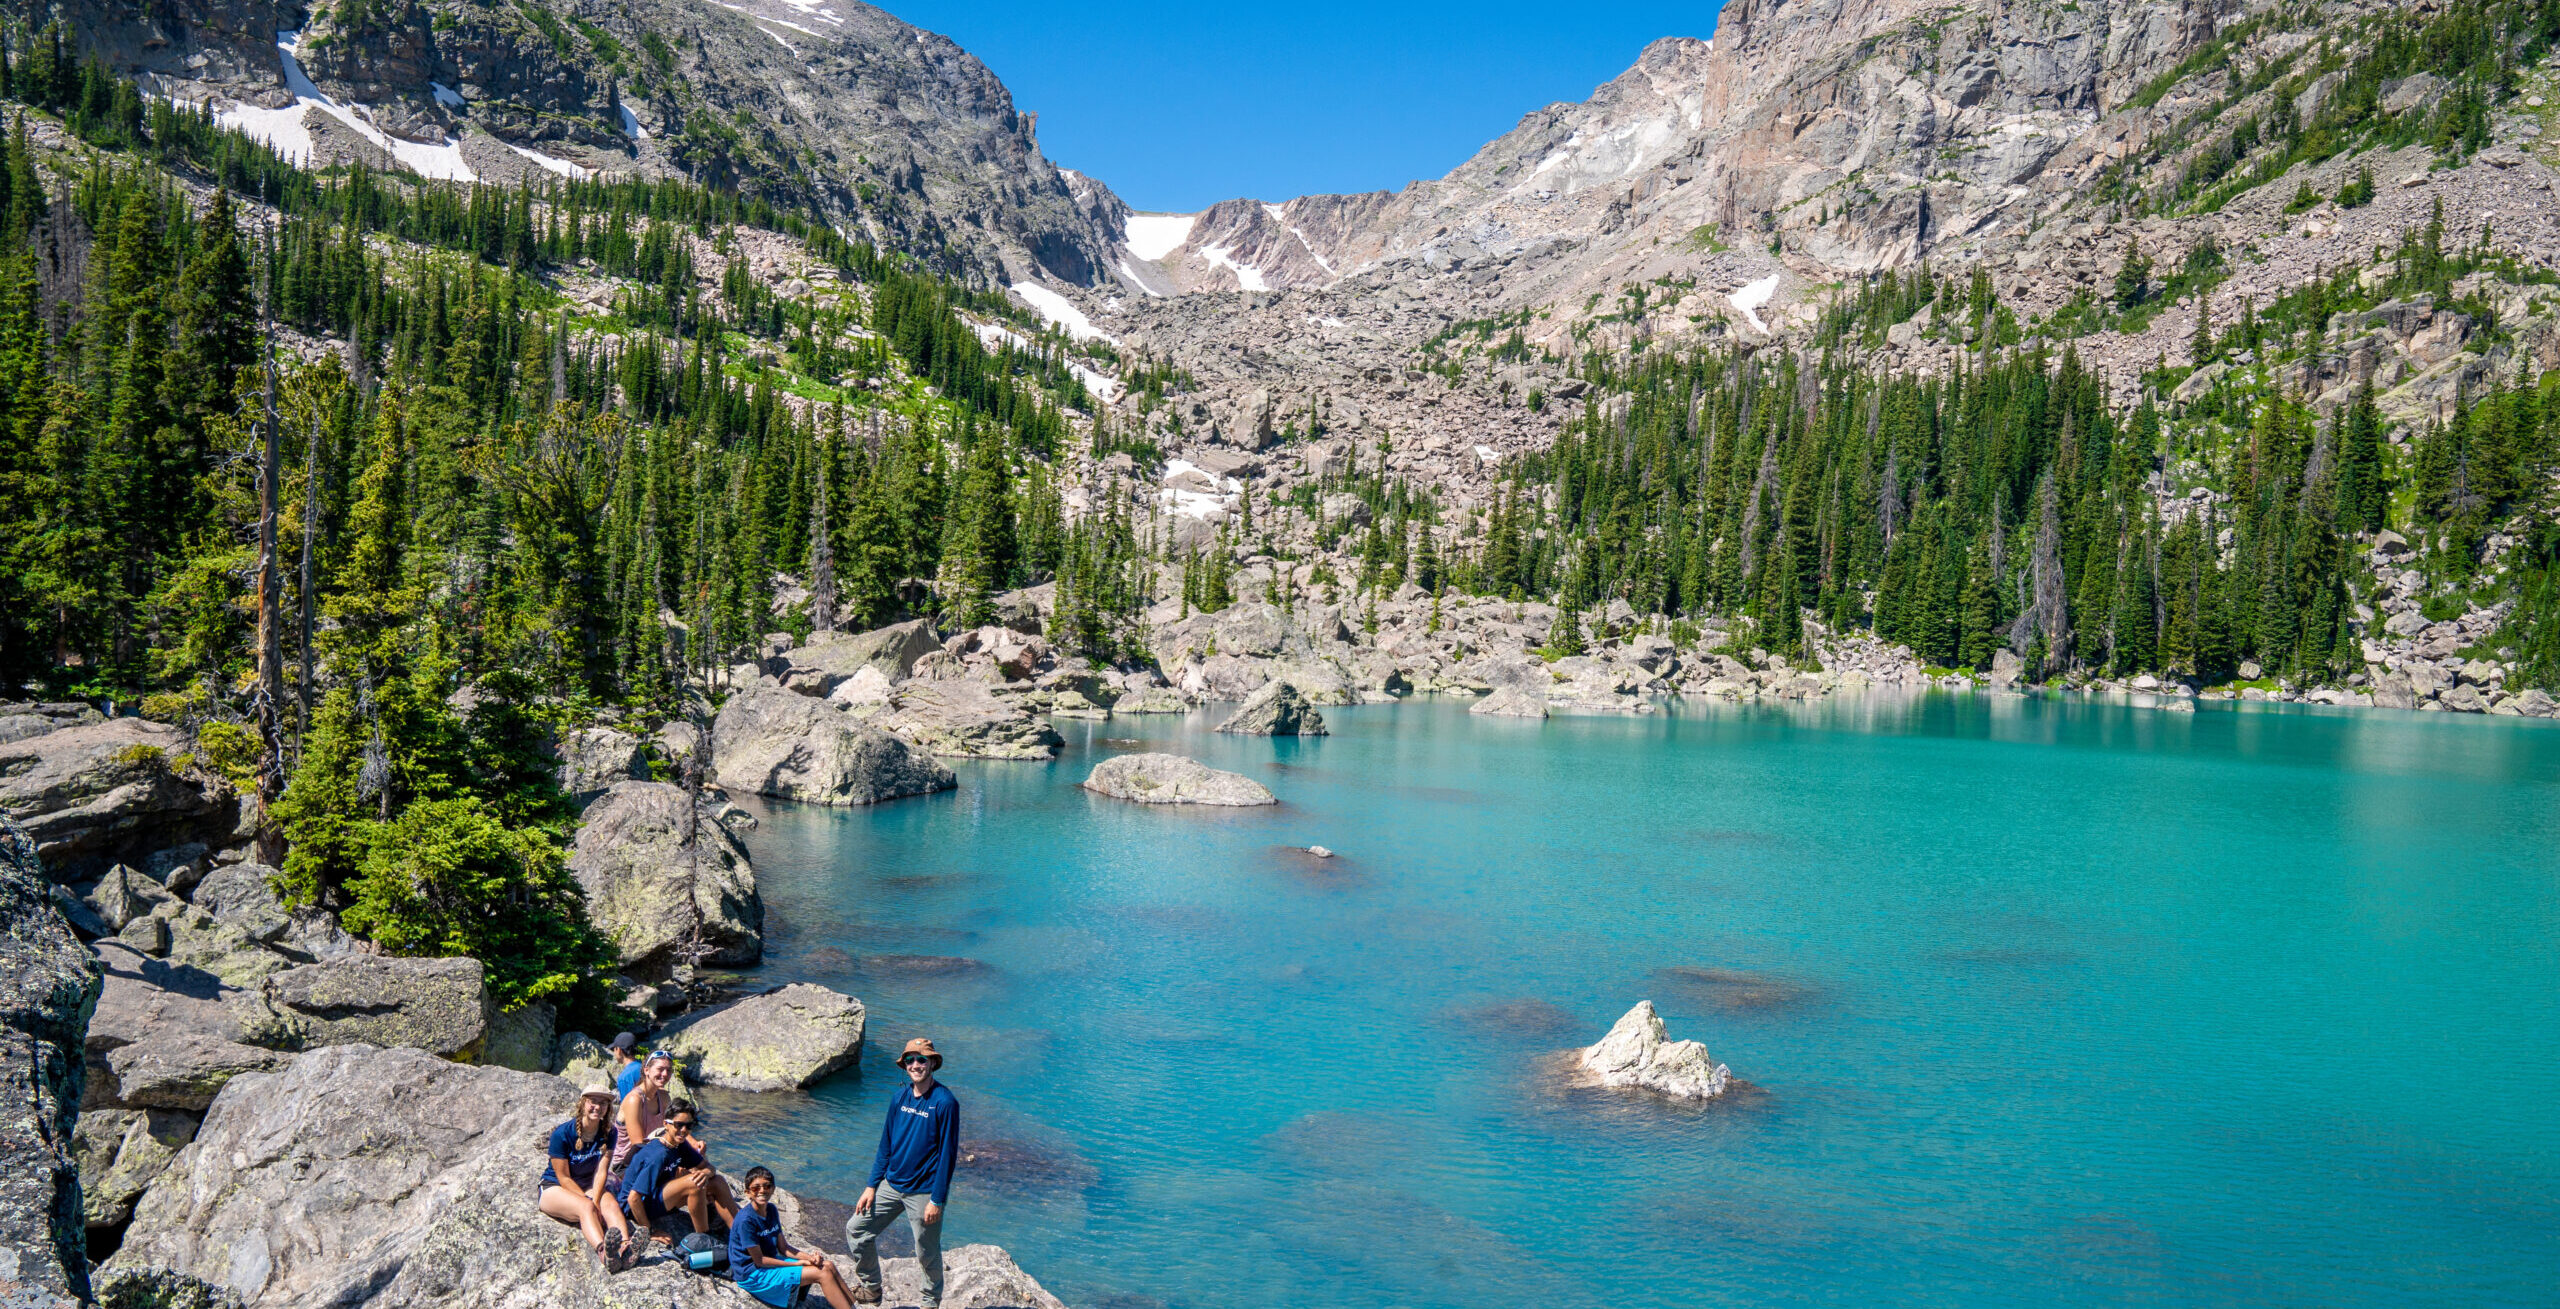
left=846, top=1182, right=942, bottom=1307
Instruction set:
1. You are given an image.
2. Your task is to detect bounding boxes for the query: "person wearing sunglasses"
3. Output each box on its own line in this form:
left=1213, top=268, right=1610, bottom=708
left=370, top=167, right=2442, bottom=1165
left=731, top=1166, right=858, bottom=1308
left=617, top=1102, right=736, bottom=1242
left=538, top=1081, right=638, bottom=1272
left=847, top=1038, right=960, bottom=1307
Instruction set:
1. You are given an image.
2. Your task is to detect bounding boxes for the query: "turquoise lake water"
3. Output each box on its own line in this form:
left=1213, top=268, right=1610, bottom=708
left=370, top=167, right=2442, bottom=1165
left=711, top=694, right=2560, bottom=1308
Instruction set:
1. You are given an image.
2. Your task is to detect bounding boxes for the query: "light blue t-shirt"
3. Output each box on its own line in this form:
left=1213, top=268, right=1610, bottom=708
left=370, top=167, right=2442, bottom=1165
left=615, top=1058, right=646, bottom=1100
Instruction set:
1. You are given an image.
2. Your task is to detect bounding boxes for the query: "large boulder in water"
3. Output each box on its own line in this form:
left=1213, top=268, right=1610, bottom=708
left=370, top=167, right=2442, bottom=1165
left=0, top=817, right=101, bottom=1307
left=0, top=718, right=229, bottom=876
left=714, top=686, right=958, bottom=802
left=877, top=681, right=1062, bottom=759
left=653, top=982, right=866, bottom=1091
left=1082, top=753, right=1275, bottom=806
left=1470, top=686, right=1550, bottom=718
left=262, top=955, right=491, bottom=1061
left=566, top=782, right=765, bottom=974
left=1215, top=681, right=1329, bottom=736
left=1578, top=1000, right=1730, bottom=1099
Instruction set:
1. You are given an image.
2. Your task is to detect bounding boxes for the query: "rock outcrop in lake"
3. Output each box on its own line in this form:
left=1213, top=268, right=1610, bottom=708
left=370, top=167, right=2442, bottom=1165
left=713, top=686, right=959, bottom=804
left=653, top=982, right=866, bottom=1090
left=1083, top=753, right=1276, bottom=806
left=1216, top=681, right=1329, bottom=736
left=1578, top=1000, right=1731, bottom=1100
left=565, top=781, right=765, bottom=975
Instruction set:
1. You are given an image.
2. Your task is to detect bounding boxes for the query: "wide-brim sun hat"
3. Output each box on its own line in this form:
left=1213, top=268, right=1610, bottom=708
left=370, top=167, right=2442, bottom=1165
left=579, top=1081, right=616, bottom=1103
left=899, top=1037, right=942, bottom=1070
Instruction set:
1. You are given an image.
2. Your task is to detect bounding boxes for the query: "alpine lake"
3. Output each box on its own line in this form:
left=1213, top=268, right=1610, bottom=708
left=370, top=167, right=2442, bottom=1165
left=708, top=692, right=2560, bottom=1308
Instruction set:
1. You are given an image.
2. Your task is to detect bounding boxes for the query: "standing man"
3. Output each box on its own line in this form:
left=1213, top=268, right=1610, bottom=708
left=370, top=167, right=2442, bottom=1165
left=847, top=1038, right=960, bottom=1307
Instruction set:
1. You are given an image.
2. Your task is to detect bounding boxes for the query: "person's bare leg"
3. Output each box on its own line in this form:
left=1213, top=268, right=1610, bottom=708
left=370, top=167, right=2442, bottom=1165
left=539, top=1186, right=605, bottom=1251
left=804, top=1262, right=853, bottom=1309
left=666, top=1171, right=710, bottom=1235
left=707, top=1172, right=740, bottom=1226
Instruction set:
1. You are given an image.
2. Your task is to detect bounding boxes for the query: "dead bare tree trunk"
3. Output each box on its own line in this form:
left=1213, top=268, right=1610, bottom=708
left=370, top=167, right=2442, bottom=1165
left=252, top=248, right=287, bottom=822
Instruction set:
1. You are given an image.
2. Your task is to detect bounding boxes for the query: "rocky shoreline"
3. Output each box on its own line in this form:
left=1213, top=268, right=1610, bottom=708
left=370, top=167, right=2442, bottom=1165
left=0, top=698, right=1069, bottom=1308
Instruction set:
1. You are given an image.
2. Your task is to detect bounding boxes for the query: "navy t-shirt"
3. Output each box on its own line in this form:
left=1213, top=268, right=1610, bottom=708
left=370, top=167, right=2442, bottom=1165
left=542, top=1118, right=613, bottom=1188
left=617, top=1136, right=707, bottom=1212
left=729, top=1199, right=790, bottom=1282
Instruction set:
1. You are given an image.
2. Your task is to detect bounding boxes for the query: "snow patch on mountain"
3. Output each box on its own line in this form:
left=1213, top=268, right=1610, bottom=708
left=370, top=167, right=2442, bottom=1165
left=1124, top=213, right=1197, bottom=262
left=1010, top=282, right=1116, bottom=345
left=1199, top=242, right=1270, bottom=292
left=218, top=31, right=475, bottom=182
left=1729, top=274, right=1780, bottom=333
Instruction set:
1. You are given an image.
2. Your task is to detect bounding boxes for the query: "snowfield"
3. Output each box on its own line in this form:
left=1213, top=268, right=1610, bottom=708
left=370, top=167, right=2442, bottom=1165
left=1124, top=212, right=1198, bottom=262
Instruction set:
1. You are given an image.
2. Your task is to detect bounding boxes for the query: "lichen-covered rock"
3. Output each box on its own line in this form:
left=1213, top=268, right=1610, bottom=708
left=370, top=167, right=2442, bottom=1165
left=878, top=680, right=1063, bottom=759
left=551, top=727, right=650, bottom=800
left=482, top=1001, right=556, bottom=1074
left=1215, top=680, right=1330, bottom=736
left=75, top=1108, right=198, bottom=1230
left=794, top=618, right=945, bottom=690
left=0, top=718, right=228, bottom=876
left=85, top=863, right=173, bottom=933
left=1082, top=754, right=1276, bottom=806
left=0, top=815, right=100, bottom=1307
left=186, top=861, right=290, bottom=942
left=565, top=782, right=763, bottom=974
left=1577, top=1000, right=1730, bottom=1100
left=714, top=686, right=962, bottom=801
left=653, top=983, right=866, bottom=1091
left=161, top=908, right=293, bottom=987
left=262, top=956, right=491, bottom=1061
left=1112, top=686, right=1193, bottom=714
left=99, top=1045, right=768, bottom=1307
left=103, top=1035, right=290, bottom=1112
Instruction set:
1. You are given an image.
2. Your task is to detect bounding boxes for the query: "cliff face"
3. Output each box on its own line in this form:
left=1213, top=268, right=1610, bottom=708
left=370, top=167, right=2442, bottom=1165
left=1110, top=0, right=2252, bottom=317
left=24, top=0, right=1124, bottom=286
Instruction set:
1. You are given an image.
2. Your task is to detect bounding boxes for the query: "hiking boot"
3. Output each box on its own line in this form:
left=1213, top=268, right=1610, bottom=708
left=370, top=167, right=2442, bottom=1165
left=850, top=1281, right=882, bottom=1304
left=602, top=1228, right=632, bottom=1272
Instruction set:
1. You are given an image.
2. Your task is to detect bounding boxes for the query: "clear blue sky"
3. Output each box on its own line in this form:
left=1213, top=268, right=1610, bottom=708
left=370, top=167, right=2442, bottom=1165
left=874, top=1, right=1727, bottom=213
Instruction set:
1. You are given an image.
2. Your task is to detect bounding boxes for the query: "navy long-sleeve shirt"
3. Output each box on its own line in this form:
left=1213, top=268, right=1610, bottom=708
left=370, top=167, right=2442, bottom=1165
left=867, top=1081, right=960, bottom=1205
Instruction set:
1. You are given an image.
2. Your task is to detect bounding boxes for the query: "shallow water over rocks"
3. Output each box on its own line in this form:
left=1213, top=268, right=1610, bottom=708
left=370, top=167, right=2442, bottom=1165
left=725, top=694, right=2560, bottom=1307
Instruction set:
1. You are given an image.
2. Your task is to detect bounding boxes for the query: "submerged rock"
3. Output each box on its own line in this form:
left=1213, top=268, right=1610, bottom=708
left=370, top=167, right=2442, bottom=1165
left=1578, top=1000, right=1731, bottom=1100
left=1215, top=680, right=1329, bottom=736
left=654, top=982, right=866, bottom=1091
left=1083, top=753, right=1276, bottom=806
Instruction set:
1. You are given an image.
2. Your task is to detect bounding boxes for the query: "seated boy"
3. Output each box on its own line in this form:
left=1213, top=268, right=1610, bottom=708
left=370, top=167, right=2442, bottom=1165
left=616, top=1103, right=731, bottom=1240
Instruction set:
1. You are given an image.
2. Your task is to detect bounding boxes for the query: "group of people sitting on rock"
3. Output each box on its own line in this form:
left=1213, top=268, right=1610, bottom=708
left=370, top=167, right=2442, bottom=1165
left=537, top=1030, right=962, bottom=1309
